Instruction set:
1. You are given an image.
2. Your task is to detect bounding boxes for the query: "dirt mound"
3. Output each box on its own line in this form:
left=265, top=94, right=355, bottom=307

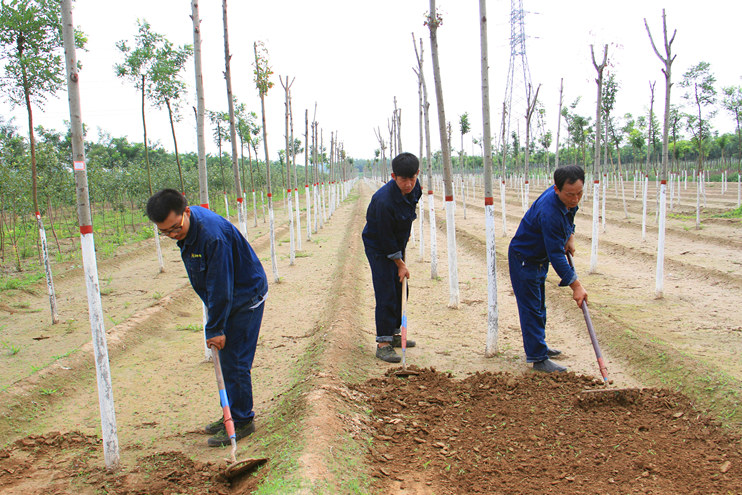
left=0, top=431, right=265, bottom=494
left=354, top=368, right=742, bottom=494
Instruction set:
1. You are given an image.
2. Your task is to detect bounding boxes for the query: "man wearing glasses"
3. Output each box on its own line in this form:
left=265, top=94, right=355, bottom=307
left=146, top=189, right=268, bottom=447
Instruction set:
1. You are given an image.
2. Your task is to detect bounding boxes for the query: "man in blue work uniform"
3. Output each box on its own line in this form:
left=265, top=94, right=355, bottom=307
left=146, top=189, right=268, bottom=446
left=508, top=165, right=588, bottom=373
left=362, top=152, right=422, bottom=363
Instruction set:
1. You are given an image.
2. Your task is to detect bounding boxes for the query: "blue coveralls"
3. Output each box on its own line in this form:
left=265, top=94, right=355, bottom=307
left=508, top=187, right=578, bottom=363
left=362, top=179, right=422, bottom=342
left=178, top=206, right=268, bottom=424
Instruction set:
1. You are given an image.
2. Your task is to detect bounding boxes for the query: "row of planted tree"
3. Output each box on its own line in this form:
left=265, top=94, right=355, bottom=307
left=0, top=118, right=354, bottom=271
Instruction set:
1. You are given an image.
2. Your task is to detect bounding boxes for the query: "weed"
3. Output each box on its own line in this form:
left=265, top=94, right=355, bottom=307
left=152, top=291, right=163, bottom=300
left=2, top=341, right=21, bottom=356
left=175, top=323, right=201, bottom=333
left=40, top=388, right=58, bottom=396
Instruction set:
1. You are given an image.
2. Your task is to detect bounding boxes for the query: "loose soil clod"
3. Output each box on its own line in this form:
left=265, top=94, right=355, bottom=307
left=354, top=368, right=742, bottom=494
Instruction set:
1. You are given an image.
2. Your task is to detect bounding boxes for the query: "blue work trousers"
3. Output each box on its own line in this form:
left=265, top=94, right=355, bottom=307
left=508, top=245, right=550, bottom=363
left=365, top=250, right=403, bottom=343
left=217, top=300, right=264, bottom=424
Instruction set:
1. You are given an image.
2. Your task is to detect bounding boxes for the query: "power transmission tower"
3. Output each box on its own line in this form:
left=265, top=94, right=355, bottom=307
left=501, top=0, right=533, bottom=172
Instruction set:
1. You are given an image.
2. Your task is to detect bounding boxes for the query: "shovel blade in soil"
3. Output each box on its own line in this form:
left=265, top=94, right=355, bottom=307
left=224, top=457, right=268, bottom=480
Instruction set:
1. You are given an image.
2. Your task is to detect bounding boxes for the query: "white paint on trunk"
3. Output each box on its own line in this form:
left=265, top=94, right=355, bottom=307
left=237, top=199, right=247, bottom=240
left=37, top=217, right=59, bottom=324
left=655, top=182, right=667, bottom=298
left=589, top=181, right=600, bottom=273
left=601, top=176, right=607, bottom=232
left=153, top=223, right=164, bottom=273
left=252, top=190, right=258, bottom=227
left=500, top=180, right=507, bottom=237
left=305, top=184, right=312, bottom=240
left=484, top=203, right=499, bottom=357
left=224, top=192, right=230, bottom=221
left=641, top=175, right=649, bottom=241
left=418, top=201, right=425, bottom=260
left=268, top=201, right=279, bottom=282
left=287, top=192, right=295, bottom=265
left=294, top=189, right=302, bottom=250
left=203, top=302, right=211, bottom=361
left=81, top=233, right=119, bottom=471
left=445, top=199, right=459, bottom=308
left=428, top=192, right=438, bottom=279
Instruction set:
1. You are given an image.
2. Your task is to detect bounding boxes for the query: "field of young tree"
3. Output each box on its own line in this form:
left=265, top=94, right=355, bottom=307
left=1, top=1, right=741, bottom=494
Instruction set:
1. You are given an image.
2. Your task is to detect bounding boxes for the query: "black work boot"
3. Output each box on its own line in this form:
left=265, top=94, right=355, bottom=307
left=392, top=334, right=416, bottom=348
left=376, top=344, right=402, bottom=363
left=546, top=348, right=562, bottom=358
left=207, top=420, right=255, bottom=447
left=203, top=417, right=225, bottom=435
left=533, top=358, right=567, bottom=373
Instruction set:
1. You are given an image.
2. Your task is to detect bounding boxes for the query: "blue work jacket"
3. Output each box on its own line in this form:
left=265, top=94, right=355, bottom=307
left=178, top=206, right=268, bottom=339
left=362, top=179, right=422, bottom=260
left=509, top=186, right=578, bottom=286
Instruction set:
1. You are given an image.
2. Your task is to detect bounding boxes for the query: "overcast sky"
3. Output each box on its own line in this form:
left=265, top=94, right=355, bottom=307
left=2, top=0, right=740, bottom=163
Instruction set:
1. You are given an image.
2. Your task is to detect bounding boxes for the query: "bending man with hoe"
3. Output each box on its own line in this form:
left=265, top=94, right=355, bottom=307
left=363, top=152, right=422, bottom=363
left=508, top=165, right=588, bottom=373
left=146, top=189, right=268, bottom=446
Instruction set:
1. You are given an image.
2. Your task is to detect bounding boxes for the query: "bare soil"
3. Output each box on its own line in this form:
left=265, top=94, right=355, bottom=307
left=0, top=177, right=740, bottom=494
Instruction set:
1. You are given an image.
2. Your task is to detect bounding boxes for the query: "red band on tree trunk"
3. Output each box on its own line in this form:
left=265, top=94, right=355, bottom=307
left=80, top=225, right=93, bottom=234
left=200, top=203, right=209, bottom=209
left=660, top=180, right=667, bottom=184
left=267, top=193, right=272, bottom=197
left=237, top=197, right=243, bottom=203
left=484, top=197, right=494, bottom=205
left=445, top=195, right=454, bottom=201
left=427, top=190, right=434, bottom=195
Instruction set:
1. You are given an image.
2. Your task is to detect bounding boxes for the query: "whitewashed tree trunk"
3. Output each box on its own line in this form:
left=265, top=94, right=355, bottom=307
left=601, top=175, right=607, bottom=232
left=428, top=0, right=458, bottom=306
left=589, top=180, right=600, bottom=273
left=252, top=190, right=258, bottom=227
left=656, top=182, right=667, bottom=296
left=696, top=171, right=701, bottom=229
left=224, top=192, right=230, bottom=220
left=500, top=179, right=507, bottom=236
left=305, top=184, right=312, bottom=240
left=589, top=45, right=607, bottom=274
left=294, top=188, right=302, bottom=250
left=642, top=175, right=649, bottom=240
left=154, top=223, right=164, bottom=272
left=36, top=215, right=59, bottom=322
left=480, top=0, right=499, bottom=357
left=61, top=0, right=120, bottom=470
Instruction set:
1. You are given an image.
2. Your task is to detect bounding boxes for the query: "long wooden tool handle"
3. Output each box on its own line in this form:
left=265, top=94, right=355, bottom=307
left=210, top=345, right=237, bottom=460
left=566, top=253, right=609, bottom=384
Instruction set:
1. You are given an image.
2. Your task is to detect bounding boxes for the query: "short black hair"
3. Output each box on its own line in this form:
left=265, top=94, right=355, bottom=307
left=391, top=152, right=419, bottom=178
left=554, top=165, right=585, bottom=190
left=146, top=189, right=187, bottom=223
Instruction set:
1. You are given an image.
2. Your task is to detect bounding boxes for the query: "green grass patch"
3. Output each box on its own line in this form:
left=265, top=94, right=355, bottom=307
left=716, top=205, right=742, bottom=218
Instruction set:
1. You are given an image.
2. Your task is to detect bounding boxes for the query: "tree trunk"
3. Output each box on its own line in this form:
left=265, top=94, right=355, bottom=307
left=480, top=0, right=499, bottom=357
left=428, top=1, right=459, bottom=307
left=61, top=0, right=120, bottom=470
left=23, top=65, right=58, bottom=324
left=223, top=0, right=247, bottom=238
left=165, top=98, right=185, bottom=192
left=192, top=0, right=209, bottom=214
left=254, top=41, right=278, bottom=282
left=589, top=45, right=607, bottom=274
left=555, top=78, right=563, bottom=169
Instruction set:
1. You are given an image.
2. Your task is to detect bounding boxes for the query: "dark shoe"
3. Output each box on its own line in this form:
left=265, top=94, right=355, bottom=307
left=547, top=348, right=562, bottom=358
left=533, top=358, right=567, bottom=373
left=207, top=420, right=255, bottom=447
left=392, top=334, right=416, bottom=348
left=376, top=345, right=402, bottom=363
left=204, top=417, right=225, bottom=435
